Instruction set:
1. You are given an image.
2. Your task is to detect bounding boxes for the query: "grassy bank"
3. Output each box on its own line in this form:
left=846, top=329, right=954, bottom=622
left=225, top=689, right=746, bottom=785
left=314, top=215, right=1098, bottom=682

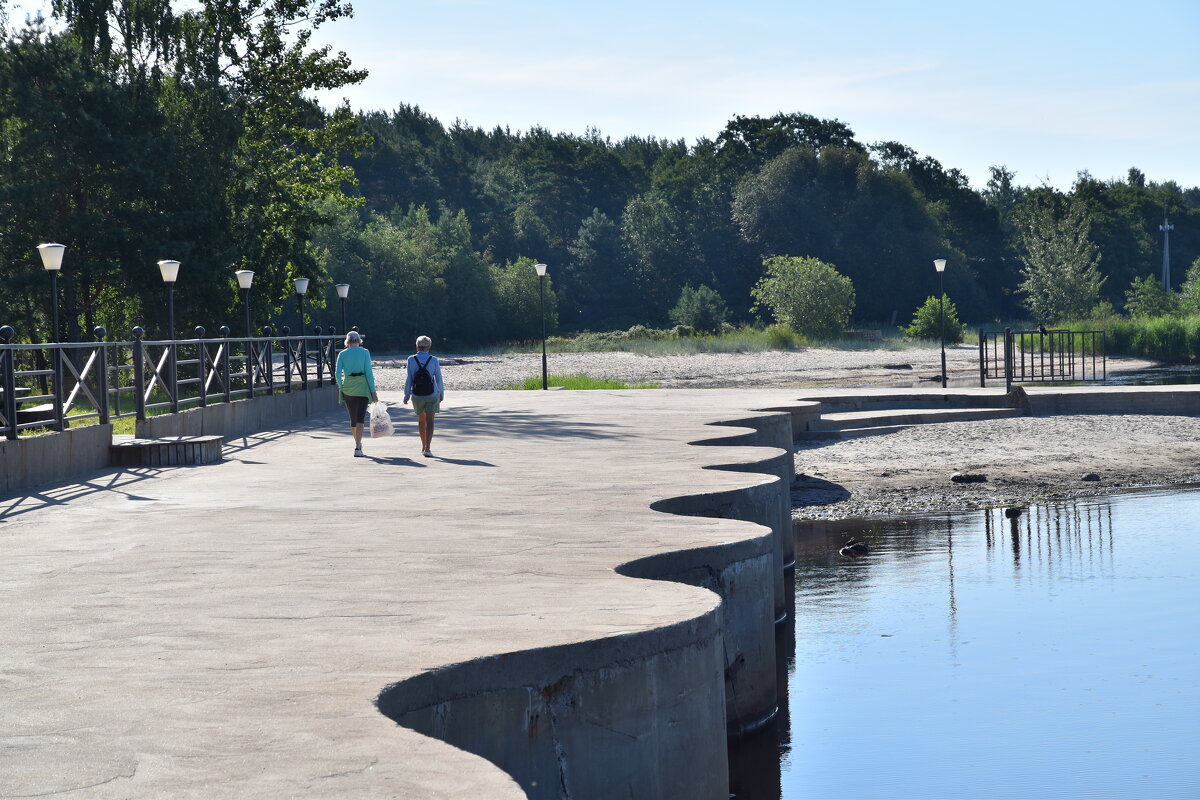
left=1066, top=315, right=1200, bottom=362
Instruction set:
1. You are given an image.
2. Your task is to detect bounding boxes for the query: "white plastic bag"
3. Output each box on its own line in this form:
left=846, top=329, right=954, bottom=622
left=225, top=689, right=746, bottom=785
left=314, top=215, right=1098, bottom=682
left=368, top=401, right=393, bottom=438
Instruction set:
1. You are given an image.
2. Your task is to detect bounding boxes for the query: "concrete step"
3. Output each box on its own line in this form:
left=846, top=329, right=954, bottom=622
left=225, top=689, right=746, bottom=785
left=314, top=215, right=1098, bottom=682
left=110, top=434, right=224, bottom=467
left=798, top=406, right=1024, bottom=440
left=798, top=423, right=914, bottom=441
left=806, top=392, right=1012, bottom=413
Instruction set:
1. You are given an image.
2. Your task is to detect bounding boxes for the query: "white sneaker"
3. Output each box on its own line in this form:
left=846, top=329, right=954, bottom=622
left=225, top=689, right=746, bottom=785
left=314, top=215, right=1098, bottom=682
left=354, top=448, right=365, bottom=457
left=422, top=449, right=432, bottom=457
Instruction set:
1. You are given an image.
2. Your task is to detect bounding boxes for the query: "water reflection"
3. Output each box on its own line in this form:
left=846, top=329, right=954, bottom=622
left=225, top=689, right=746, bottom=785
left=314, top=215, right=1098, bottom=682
left=729, top=490, right=1200, bottom=799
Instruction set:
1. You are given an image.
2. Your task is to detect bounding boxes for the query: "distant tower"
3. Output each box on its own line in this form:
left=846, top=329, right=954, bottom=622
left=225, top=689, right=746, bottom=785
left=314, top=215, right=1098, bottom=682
left=1160, top=214, right=1174, bottom=290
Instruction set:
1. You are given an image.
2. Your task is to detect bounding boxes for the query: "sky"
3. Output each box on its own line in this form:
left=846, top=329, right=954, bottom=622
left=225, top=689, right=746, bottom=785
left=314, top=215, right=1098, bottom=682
left=306, top=0, right=1199, bottom=192
left=6, top=0, right=1197, bottom=192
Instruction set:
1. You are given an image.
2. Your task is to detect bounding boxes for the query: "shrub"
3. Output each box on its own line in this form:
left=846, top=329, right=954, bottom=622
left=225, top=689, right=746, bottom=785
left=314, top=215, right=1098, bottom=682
left=903, top=295, right=965, bottom=344
left=765, top=323, right=800, bottom=350
left=1125, top=275, right=1177, bottom=318
left=669, top=284, right=728, bottom=333
left=750, top=255, right=855, bottom=339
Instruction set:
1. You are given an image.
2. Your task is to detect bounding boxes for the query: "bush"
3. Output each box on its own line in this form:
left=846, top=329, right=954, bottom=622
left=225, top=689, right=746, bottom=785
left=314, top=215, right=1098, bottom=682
left=750, top=255, right=855, bottom=339
left=1125, top=275, right=1177, bottom=318
left=669, top=284, right=728, bottom=333
left=904, top=294, right=965, bottom=344
left=671, top=324, right=695, bottom=338
left=765, top=323, right=800, bottom=349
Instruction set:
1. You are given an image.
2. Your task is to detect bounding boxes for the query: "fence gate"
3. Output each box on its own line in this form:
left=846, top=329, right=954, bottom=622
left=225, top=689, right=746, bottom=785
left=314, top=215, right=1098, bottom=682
left=979, top=328, right=1106, bottom=391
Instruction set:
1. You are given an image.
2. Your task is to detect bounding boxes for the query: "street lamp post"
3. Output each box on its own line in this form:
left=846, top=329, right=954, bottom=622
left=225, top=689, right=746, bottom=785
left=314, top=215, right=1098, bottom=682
left=934, top=258, right=947, bottom=389
left=294, top=277, right=310, bottom=334
left=335, top=283, right=350, bottom=332
left=235, top=270, right=255, bottom=338
left=534, top=263, right=548, bottom=390
left=37, top=243, right=65, bottom=342
left=157, top=259, right=181, bottom=411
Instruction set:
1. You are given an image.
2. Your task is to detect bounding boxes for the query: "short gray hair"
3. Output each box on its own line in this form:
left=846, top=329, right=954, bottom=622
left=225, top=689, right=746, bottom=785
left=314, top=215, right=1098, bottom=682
left=416, top=335, right=432, bottom=350
left=344, top=331, right=362, bottom=347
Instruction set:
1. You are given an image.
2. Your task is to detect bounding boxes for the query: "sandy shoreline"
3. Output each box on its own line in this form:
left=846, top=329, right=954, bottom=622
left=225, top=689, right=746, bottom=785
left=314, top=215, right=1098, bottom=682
left=372, top=346, right=1200, bottom=520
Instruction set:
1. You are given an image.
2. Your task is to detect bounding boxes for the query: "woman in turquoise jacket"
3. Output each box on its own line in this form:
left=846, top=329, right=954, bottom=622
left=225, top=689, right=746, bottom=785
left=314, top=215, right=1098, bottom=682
left=335, top=330, right=378, bottom=457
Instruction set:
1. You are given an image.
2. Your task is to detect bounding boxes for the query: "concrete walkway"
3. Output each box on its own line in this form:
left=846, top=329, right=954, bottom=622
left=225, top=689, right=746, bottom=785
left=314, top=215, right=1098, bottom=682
left=1, top=388, right=811, bottom=799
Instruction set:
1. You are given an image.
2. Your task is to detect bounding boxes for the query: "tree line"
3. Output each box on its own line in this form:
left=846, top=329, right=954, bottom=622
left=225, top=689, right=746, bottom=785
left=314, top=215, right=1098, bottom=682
left=3, top=2, right=1198, bottom=351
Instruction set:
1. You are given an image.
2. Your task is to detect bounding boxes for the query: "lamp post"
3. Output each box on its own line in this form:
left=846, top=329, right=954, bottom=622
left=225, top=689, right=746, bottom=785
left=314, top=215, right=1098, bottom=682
left=37, top=243, right=65, bottom=343
left=157, top=259, right=181, bottom=411
left=534, top=263, right=548, bottom=390
left=293, top=277, right=310, bottom=334
left=934, top=258, right=947, bottom=388
left=235, top=269, right=255, bottom=338
left=157, top=260, right=181, bottom=339
left=335, top=283, right=350, bottom=333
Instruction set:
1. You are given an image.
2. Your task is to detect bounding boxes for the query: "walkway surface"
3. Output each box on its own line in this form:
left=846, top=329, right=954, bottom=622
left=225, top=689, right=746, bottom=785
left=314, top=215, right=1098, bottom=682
left=0, top=388, right=810, bottom=799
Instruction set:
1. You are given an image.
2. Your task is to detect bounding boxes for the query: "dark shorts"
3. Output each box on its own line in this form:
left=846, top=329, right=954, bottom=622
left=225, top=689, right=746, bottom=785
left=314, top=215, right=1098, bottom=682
left=345, top=394, right=369, bottom=425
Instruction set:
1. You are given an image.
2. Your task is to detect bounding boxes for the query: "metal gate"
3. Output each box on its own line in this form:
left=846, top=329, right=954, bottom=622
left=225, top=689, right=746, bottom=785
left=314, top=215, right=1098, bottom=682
left=979, top=328, right=1106, bottom=391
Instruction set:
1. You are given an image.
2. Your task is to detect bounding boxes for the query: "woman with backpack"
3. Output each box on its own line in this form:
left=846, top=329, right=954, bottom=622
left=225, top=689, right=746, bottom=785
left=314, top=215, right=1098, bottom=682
left=403, top=335, right=444, bottom=457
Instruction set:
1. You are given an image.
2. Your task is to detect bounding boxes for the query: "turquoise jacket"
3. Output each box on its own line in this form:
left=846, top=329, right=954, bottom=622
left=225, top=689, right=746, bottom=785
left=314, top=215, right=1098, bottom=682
left=335, top=346, right=376, bottom=399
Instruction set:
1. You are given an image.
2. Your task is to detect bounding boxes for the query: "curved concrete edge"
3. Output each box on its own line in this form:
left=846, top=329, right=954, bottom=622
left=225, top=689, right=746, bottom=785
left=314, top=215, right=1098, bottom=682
left=375, top=400, right=805, bottom=800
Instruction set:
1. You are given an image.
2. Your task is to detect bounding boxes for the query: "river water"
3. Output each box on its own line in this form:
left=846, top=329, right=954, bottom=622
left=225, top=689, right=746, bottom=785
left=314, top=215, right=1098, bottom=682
left=729, top=489, right=1200, bottom=799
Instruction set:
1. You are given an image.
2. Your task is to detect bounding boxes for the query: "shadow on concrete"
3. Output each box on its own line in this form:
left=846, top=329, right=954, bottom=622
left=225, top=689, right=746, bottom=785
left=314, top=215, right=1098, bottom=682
left=435, top=406, right=625, bottom=441
left=0, top=468, right=166, bottom=521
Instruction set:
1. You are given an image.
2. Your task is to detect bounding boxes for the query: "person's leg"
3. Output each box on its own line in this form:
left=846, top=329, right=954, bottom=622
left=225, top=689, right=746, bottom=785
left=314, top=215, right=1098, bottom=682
left=417, top=412, right=430, bottom=451
left=425, top=412, right=436, bottom=452
left=352, top=422, right=363, bottom=449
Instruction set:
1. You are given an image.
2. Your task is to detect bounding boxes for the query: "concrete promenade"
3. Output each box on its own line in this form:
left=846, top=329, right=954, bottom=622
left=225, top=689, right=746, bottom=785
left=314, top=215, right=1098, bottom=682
left=1, top=388, right=812, bottom=799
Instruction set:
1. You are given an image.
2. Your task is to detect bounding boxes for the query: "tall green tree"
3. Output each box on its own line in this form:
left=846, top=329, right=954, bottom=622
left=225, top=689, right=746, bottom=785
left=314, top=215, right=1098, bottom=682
left=1014, top=195, right=1105, bottom=322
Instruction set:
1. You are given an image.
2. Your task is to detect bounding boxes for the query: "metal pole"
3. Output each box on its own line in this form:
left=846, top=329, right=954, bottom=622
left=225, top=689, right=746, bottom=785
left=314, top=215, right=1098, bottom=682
left=1, top=326, right=18, bottom=440
left=539, top=274, right=547, bottom=390
left=95, top=327, right=109, bottom=425
left=50, top=271, right=61, bottom=343
left=340, top=297, right=347, bottom=334
left=243, top=288, right=252, bottom=339
left=167, top=283, right=178, bottom=413
left=938, top=271, right=947, bottom=389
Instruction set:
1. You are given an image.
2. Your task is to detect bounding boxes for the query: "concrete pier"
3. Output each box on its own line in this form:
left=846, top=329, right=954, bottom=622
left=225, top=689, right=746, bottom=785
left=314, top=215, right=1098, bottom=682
left=0, top=389, right=806, bottom=799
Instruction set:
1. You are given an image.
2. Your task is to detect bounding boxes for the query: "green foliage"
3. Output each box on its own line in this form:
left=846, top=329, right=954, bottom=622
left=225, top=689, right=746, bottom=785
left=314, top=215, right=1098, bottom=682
left=1124, top=275, right=1177, bottom=318
left=502, top=373, right=659, bottom=390
left=1014, top=195, right=1105, bottom=322
left=904, top=295, right=966, bottom=344
left=750, top=255, right=855, bottom=339
left=764, top=323, right=801, bottom=349
left=1177, top=258, right=1200, bottom=316
left=1091, top=314, right=1200, bottom=362
left=492, top=257, right=558, bottom=343
left=669, top=284, right=727, bottom=333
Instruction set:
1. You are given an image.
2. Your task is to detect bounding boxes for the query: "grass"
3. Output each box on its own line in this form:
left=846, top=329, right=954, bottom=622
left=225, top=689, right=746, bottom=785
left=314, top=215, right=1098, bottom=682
left=500, top=373, right=660, bottom=390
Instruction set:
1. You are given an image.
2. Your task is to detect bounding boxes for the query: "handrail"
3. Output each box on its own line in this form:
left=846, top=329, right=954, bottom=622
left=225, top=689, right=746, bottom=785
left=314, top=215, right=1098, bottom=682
left=0, top=326, right=346, bottom=440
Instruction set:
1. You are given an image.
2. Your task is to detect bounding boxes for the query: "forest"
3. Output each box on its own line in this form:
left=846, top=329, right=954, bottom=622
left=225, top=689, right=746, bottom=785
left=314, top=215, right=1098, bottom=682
left=3, top=1, right=1198, bottom=352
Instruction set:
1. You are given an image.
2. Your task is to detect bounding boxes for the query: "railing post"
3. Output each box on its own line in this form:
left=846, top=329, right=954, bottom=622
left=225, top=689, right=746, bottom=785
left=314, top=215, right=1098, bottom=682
left=281, top=326, right=293, bottom=392
left=1, top=326, right=17, bottom=440
left=94, top=326, right=110, bottom=425
left=195, top=326, right=208, bottom=408
left=1003, top=327, right=1013, bottom=394
left=51, top=340, right=65, bottom=431
left=169, top=330, right=179, bottom=415
left=133, top=327, right=147, bottom=421
left=978, top=329, right=986, bottom=387
left=299, top=328, right=309, bottom=390
left=262, top=326, right=274, bottom=395
left=220, top=326, right=232, bottom=403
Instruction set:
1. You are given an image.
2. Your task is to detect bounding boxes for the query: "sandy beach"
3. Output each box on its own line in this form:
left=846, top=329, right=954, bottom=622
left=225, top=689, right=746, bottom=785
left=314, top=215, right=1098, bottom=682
left=372, top=345, right=1200, bottom=520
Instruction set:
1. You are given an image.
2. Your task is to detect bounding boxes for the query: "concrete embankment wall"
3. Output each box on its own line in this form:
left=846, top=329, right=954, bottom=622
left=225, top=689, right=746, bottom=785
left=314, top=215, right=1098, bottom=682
left=0, top=423, right=113, bottom=496
left=0, top=386, right=338, bottom=496
left=377, top=404, right=800, bottom=800
left=135, top=385, right=339, bottom=439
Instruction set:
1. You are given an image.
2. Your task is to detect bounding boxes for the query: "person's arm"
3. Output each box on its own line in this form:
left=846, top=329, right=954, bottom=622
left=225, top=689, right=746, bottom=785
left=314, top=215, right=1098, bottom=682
left=434, top=359, right=444, bottom=400
left=403, top=356, right=413, bottom=403
left=335, top=349, right=345, bottom=387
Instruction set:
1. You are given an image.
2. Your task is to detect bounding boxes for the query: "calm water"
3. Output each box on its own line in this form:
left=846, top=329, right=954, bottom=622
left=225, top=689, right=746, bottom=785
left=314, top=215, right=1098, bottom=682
left=729, top=490, right=1200, bottom=799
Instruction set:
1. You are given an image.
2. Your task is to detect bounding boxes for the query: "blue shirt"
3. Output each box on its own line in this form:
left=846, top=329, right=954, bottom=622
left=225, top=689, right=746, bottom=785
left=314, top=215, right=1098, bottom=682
left=404, top=352, right=443, bottom=400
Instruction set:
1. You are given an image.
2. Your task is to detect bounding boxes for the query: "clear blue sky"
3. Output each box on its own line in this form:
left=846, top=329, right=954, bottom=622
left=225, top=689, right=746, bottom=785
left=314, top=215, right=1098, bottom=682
left=309, top=0, right=1199, bottom=192
left=8, top=0, right=1196, bottom=192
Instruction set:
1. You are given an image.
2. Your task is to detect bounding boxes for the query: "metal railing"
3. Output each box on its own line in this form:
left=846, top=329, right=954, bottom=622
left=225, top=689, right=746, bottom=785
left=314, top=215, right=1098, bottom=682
left=979, top=327, right=1106, bottom=391
left=0, top=324, right=343, bottom=439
